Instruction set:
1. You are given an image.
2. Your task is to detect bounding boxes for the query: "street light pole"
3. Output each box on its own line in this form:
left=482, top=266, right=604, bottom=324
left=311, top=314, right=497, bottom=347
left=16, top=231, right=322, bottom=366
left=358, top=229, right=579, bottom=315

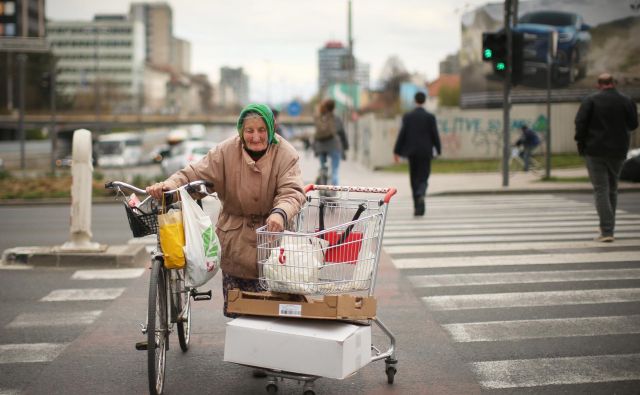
left=17, top=53, right=27, bottom=170
left=501, top=0, right=513, bottom=187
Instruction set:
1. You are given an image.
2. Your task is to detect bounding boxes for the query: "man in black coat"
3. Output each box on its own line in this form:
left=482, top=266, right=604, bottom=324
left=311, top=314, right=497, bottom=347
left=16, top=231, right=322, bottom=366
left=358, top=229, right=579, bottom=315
left=393, top=92, right=442, bottom=216
left=575, top=73, right=638, bottom=242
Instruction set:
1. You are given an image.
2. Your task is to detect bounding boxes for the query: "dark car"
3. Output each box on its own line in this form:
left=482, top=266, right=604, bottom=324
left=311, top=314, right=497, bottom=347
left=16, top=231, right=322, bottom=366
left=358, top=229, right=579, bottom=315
left=514, top=11, right=591, bottom=86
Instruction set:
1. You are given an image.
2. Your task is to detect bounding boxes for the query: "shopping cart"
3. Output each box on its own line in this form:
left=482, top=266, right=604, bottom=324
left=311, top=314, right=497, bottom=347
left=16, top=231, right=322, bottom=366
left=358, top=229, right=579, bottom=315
left=251, top=184, right=398, bottom=394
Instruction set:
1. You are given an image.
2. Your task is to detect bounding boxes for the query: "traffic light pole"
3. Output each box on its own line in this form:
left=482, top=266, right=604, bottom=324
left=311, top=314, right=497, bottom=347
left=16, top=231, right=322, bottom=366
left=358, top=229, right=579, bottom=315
left=501, top=0, right=513, bottom=187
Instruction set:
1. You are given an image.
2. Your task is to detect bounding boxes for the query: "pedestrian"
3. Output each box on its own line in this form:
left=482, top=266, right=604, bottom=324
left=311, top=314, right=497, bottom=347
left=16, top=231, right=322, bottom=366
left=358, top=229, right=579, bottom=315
left=313, top=98, right=348, bottom=185
left=515, top=124, right=541, bottom=171
left=575, top=73, right=638, bottom=242
left=393, top=91, right=442, bottom=216
left=146, top=103, right=306, bottom=315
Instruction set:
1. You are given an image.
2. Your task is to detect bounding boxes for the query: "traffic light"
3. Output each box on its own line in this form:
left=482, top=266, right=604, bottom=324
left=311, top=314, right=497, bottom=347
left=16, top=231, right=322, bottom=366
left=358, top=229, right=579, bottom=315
left=482, top=31, right=507, bottom=75
left=482, top=31, right=525, bottom=85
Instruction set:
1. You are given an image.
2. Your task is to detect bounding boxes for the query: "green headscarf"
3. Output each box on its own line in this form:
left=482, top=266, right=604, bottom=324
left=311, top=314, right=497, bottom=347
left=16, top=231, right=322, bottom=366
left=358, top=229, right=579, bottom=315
left=236, top=103, right=278, bottom=145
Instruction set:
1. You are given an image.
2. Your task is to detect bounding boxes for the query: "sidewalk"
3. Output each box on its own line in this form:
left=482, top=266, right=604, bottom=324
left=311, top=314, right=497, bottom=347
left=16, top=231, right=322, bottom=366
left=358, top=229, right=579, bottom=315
left=298, top=152, right=640, bottom=198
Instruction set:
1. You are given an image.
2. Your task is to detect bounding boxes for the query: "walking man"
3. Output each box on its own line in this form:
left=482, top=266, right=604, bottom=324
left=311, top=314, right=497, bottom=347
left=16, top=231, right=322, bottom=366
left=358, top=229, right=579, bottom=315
left=393, top=92, right=442, bottom=216
left=575, top=73, right=638, bottom=242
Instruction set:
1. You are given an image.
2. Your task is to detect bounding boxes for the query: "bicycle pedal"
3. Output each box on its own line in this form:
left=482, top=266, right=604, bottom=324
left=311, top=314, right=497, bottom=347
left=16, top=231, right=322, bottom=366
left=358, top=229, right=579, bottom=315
left=135, top=341, right=148, bottom=351
left=192, top=290, right=212, bottom=301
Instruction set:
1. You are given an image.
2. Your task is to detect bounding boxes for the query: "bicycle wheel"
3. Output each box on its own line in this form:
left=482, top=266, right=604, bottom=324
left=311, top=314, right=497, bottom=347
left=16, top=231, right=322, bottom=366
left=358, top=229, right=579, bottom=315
left=173, top=269, right=191, bottom=351
left=148, top=259, right=168, bottom=395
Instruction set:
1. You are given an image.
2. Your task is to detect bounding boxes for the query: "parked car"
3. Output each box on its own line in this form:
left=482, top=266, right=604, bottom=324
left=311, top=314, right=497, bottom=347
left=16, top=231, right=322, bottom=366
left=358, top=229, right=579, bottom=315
left=161, top=140, right=215, bottom=176
left=514, top=10, right=591, bottom=86
left=620, top=148, right=640, bottom=182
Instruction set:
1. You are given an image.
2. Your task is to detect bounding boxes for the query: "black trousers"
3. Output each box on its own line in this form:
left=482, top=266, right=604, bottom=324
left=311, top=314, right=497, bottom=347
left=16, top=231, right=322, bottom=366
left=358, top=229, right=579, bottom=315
left=408, top=155, right=432, bottom=199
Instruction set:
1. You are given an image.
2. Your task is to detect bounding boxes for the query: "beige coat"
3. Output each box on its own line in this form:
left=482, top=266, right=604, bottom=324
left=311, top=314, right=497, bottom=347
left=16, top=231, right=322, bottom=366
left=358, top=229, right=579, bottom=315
left=164, top=135, right=306, bottom=279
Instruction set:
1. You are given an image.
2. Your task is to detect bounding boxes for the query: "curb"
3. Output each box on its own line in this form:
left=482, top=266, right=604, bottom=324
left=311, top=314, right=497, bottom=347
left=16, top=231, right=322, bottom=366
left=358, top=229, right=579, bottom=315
left=1, top=243, right=149, bottom=268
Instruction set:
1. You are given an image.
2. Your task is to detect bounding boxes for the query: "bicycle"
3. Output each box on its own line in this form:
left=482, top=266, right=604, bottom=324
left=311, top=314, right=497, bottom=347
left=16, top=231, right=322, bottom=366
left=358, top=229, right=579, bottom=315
left=105, top=180, right=214, bottom=395
left=506, top=146, right=544, bottom=176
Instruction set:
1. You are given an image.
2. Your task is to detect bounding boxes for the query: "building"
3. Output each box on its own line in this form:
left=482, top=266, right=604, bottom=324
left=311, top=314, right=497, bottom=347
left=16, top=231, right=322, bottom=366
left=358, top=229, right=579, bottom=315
left=219, top=66, right=249, bottom=107
left=439, top=53, right=460, bottom=75
left=46, top=15, right=145, bottom=112
left=130, top=2, right=172, bottom=66
left=171, top=36, right=190, bottom=73
left=0, top=0, right=45, bottom=37
left=317, top=41, right=370, bottom=93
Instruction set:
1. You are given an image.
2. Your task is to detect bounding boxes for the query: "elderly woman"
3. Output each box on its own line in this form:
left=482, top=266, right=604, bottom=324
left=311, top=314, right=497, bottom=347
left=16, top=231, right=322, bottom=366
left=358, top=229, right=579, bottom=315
left=146, top=104, right=306, bottom=317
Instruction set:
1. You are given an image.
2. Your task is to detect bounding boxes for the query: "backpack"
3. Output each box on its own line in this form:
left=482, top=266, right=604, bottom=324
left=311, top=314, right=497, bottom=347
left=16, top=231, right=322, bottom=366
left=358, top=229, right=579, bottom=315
left=315, top=114, right=337, bottom=141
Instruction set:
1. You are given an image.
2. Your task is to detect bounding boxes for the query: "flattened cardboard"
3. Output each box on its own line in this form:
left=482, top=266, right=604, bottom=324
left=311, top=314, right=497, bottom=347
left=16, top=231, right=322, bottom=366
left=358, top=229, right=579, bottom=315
left=227, top=289, right=376, bottom=320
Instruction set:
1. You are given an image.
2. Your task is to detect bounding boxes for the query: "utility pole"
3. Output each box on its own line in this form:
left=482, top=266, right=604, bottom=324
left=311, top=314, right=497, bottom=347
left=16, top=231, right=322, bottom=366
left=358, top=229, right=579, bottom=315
left=347, top=0, right=356, bottom=155
left=49, top=57, right=57, bottom=173
left=501, top=0, right=513, bottom=187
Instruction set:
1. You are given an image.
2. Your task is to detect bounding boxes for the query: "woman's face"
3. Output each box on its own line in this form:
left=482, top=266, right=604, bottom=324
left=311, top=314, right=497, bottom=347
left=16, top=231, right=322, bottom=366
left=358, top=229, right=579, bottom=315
left=242, top=116, right=268, bottom=151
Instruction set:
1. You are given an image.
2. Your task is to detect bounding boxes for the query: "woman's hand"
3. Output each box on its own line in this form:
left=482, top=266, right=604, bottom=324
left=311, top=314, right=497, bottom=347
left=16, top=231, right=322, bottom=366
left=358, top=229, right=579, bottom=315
left=266, top=213, right=284, bottom=233
left=146, top=182, right=167, bottom=200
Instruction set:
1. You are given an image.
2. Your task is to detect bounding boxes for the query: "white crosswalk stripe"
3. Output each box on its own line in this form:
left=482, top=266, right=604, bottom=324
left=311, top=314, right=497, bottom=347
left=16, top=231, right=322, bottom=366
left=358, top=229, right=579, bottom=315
left=71, top=268, right=145, bottom=280
left=6, top=311, right=102, bottom=328
left=385, top=194, right=640, bottom=391
left=0, top=343, right=69, bottom=364
left=40, top=288, right=125, bottom=301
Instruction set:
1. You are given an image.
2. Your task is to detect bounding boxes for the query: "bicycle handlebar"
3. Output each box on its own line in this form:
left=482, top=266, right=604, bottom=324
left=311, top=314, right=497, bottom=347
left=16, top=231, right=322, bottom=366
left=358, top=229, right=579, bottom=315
left=105, top=180, right=213, bottom=196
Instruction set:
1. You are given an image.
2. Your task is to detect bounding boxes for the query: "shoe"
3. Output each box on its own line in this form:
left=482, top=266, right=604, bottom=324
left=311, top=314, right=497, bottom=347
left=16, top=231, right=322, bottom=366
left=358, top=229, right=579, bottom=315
left=594, top=235, right=614, bottom=243
left=414, top=196, right=425, bottom=216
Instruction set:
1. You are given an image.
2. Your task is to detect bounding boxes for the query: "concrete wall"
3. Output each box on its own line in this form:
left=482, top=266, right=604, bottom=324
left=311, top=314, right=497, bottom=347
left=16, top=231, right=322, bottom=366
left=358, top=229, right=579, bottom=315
left=349, top=103, right=639, bottom=169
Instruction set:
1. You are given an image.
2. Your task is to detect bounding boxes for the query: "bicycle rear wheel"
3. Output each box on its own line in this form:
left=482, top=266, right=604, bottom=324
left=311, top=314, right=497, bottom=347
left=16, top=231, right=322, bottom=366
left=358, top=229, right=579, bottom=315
left=173, top=269, right=191, bottom=351
left=148, top=259, right=168, bottom=395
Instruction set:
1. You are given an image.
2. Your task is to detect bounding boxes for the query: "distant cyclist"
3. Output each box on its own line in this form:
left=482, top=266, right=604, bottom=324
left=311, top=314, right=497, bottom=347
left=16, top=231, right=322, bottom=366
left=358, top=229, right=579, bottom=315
left=515, top=124, right=540, bottom=171
left=313, top=99, right=348, bottom=185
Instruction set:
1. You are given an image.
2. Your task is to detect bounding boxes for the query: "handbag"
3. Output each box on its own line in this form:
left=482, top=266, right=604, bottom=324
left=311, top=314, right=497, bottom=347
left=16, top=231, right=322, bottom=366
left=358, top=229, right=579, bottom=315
left=179, top=187, right=220, bottom=287
left=158, top=193, right=186, bottom=269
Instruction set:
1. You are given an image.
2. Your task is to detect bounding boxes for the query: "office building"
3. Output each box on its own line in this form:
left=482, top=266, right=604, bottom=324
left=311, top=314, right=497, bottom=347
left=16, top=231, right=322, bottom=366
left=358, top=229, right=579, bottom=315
left=0, top=0, right=45, bottom=37
left=171, top=36, right=190, bottom=73
left=130, top=2, right=172, bottom=66
left=219, top=66, right=249, bottom=106
left=318, top=41, right=369, bottom=92
left=47, top=15, right=145, bottom=111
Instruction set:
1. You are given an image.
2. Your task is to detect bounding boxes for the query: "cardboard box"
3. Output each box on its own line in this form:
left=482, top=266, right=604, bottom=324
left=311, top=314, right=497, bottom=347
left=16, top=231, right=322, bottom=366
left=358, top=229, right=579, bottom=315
left=226, top=289, right=377, bottom=320
left=224, top=316, right=371, bottom=379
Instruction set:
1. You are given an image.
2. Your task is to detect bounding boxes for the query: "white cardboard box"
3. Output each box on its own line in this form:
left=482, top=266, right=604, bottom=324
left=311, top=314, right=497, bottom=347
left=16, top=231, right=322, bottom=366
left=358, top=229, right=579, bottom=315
left=223, top=316, right=371, bottom=379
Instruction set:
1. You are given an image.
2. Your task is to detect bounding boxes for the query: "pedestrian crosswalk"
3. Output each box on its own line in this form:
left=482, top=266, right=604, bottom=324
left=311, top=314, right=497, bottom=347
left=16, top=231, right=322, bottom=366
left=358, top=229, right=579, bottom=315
left=385, top=193, right=640, bottom=391
left=0, top=268, right=144, bottom=394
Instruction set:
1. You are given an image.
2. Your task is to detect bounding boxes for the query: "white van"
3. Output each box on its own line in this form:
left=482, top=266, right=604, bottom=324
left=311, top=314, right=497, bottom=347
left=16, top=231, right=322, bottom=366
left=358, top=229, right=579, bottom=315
left=96, top=132, right=143, bottom=167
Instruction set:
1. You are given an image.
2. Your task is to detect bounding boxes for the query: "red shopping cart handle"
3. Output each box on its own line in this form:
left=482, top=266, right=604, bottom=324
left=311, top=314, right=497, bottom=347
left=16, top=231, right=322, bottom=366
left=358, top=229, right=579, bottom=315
left=304, top=184, right=397, bottom=203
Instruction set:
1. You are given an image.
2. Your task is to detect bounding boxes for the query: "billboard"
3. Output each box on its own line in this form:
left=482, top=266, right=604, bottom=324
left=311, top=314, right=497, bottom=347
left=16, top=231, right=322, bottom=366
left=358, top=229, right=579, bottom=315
left=460, top=0, right=640, bottom=107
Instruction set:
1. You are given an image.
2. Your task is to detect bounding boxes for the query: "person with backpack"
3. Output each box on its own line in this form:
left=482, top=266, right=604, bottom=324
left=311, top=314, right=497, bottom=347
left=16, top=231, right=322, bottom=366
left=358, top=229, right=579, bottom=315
left=313, top=98, right=348, bottom=185
left=515, top=124, right=541, bottom=172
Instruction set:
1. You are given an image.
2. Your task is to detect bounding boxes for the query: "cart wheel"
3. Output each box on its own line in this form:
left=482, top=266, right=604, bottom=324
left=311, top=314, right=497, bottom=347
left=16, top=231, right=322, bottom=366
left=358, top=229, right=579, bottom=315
left=385, top=365, right=397, bottom=384
left=266, top=383, right=278, bottom=393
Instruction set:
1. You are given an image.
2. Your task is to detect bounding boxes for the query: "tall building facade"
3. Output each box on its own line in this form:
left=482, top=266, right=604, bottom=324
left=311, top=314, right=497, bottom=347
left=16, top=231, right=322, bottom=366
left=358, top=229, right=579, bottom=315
left=0, top=0, right=45, bottom=37
left=171, top=36, right=190, bottom=73
left=130, top=2, right=172, bottom=66
left=47, top=15, right=145, bottom=111
left=219, top=66, right=249, bottom=106
left=317, top=41, right=369, bottom=92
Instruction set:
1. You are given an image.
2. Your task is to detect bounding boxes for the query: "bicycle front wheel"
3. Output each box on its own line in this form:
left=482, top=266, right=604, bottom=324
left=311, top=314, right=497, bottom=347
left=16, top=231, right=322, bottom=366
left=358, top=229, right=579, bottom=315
left=148, top=259, right=168, bottom=395
left=174, top=269, right=191, bottom=351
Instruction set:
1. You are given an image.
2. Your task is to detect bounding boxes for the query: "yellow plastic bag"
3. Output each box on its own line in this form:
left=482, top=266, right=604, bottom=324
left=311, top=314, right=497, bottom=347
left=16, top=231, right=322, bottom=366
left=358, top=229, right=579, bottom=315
left=158, top=208, right=185, bottom=269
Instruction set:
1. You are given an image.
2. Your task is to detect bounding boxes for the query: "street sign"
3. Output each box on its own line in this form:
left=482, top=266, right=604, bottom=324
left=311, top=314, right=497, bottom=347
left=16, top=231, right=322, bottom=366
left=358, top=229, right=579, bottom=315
left=287, top=100, right=302, bottom=117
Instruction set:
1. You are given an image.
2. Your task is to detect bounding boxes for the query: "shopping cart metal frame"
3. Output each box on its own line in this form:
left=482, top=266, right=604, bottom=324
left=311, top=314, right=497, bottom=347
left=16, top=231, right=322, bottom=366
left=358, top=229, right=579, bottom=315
left=249, top=184, right=398, bottom=394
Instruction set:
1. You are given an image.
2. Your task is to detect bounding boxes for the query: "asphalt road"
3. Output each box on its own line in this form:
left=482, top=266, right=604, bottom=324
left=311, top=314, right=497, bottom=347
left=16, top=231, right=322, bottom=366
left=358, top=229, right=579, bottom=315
left=0, top=192, right=639, bottom=394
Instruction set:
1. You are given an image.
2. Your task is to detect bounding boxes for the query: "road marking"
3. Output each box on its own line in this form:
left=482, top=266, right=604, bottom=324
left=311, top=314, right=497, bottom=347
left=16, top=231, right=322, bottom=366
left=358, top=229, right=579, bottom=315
left=0, top=264, right=33, bottom=270
left=0, top=389, right=21, bottom=395
left=384, top=224, right=638, bottom=238
left=443, top=315, right=640, bottom=342
left=385, top=214, right=640, bottom=225
left=40, top=288, right=125, bottom=302
left=385, top=238, right=640, bottom=254
left=383, top=232, right=640, bottom=246
left=472, top=354, right=640, bottom=388
left=423, top=288, right=640, bottom=311
left=393, top=251, right=640, bottom=269
left=6, top=311, right=102, bottom=328
left=71, top=269, right=145, bottom=280
left=409, top=268, right=640, bottom=287
left=0, top=343, right=69, bottom=364
left=384, top=219, right=640, bottom=231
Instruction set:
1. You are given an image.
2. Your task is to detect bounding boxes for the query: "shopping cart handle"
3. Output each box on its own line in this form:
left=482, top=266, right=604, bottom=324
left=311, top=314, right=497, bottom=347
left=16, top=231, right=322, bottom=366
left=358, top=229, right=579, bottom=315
left=304, top=184, right=397, bottom=203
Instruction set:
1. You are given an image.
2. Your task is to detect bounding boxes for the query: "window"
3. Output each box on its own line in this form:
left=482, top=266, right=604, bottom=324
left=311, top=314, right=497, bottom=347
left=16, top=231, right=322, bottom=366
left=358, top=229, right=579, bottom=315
left=5, top=23, right=15, bottom=36
left=4, top=2, right=15, bottom=16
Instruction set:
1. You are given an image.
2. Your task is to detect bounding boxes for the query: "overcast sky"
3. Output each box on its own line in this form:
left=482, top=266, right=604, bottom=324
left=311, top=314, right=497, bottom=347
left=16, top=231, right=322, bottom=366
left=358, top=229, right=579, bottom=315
left=47, top=0, right=493, bottom=104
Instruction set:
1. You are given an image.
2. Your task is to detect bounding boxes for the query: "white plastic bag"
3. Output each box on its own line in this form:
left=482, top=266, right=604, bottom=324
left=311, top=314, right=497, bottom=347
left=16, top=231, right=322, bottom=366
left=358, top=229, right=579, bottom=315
left=179, top=187, right=220, bottom=287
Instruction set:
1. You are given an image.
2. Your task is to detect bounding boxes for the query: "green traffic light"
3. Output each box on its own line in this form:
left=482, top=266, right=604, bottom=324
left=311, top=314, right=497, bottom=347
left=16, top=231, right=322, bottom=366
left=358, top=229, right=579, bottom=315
left=484, top=49, right=492, bottom=59
left=496, top=62, right=506, bottom=71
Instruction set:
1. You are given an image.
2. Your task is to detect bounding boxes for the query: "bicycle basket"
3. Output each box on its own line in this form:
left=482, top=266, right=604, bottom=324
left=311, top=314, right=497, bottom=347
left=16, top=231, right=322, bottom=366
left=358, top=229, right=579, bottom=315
left=123, top=202, right=158, bottom=237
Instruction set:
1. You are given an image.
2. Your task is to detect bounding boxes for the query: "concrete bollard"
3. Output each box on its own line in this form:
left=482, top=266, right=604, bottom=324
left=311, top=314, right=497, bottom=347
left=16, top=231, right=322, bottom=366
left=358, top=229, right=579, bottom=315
left=60, top=129, right=102, bottom=251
